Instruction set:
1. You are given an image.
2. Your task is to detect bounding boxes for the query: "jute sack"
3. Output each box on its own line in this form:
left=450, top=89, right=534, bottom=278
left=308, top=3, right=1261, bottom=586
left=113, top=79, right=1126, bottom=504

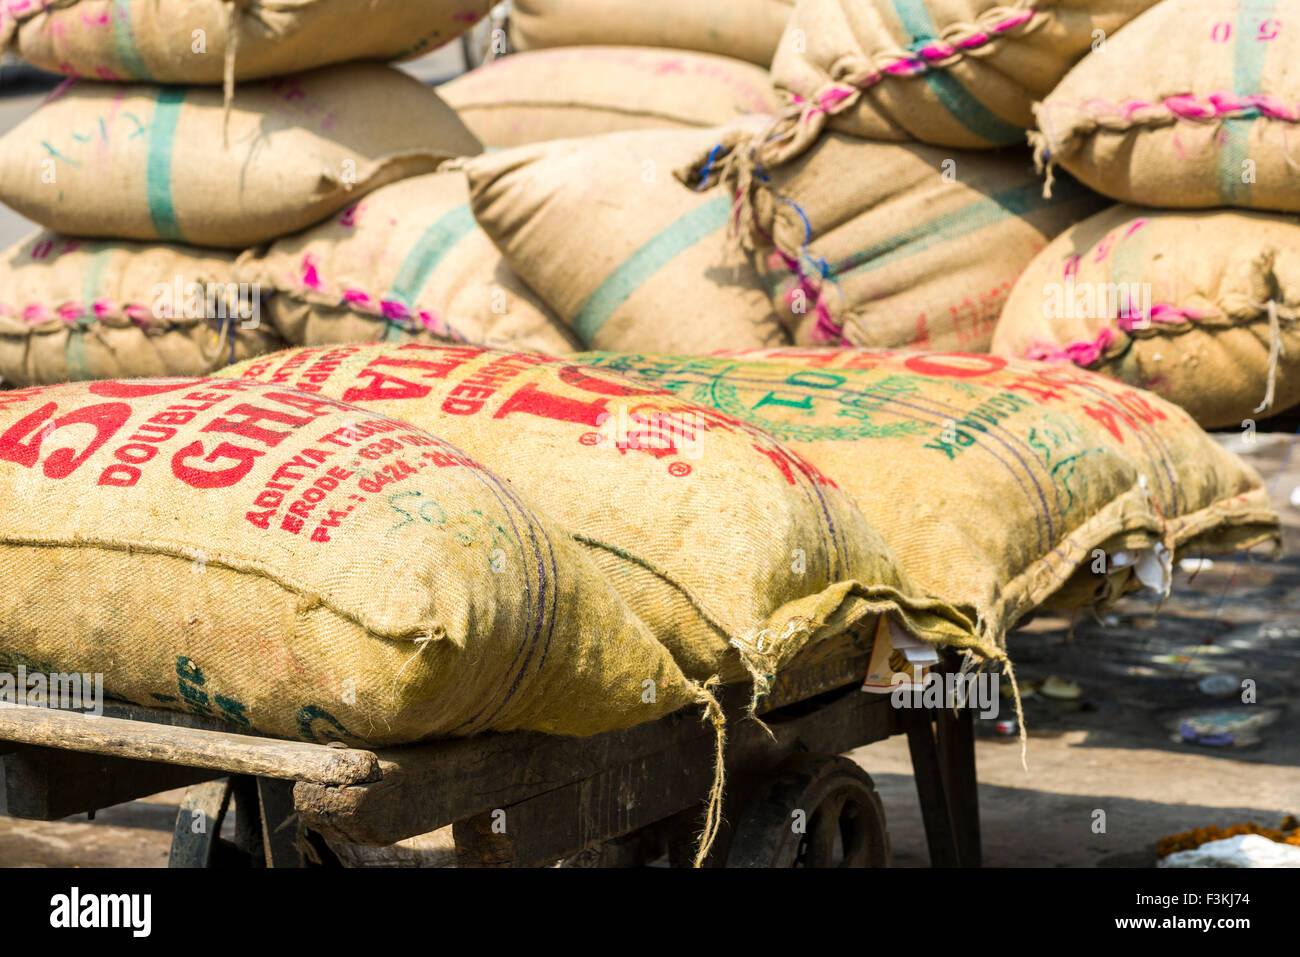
left=463, top=125, right=791, bottom=353
left=0, top=377, right=703, bottom=746
left=677, top=133, right=1105, bottom=350
left=579, top=349, right=1280, bottom=639
left=221, top=343, right=990, bottom=686
left=0, top=63, right=483, bottom=249
left=1, top=0, right=493, bottom=84
left=764, top=0, right=1158, bottom=151
left=508, top=0, right=794, bottom=67
left=1031, top=0, right=1300, bottom=211
left=992, top=206, right=1300, bottom=429
left=235, top=172, right=577, bottom=356
left=0, top=231, right=284, bottom=387
left=438, top=46, right=782, bottom=148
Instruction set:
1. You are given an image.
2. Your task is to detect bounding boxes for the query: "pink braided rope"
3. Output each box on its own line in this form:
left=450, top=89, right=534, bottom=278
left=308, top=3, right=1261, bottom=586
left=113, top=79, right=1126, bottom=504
left=1070, top=92, right=1300, bottom=124
left=795, top=7, right=1038, bottom=122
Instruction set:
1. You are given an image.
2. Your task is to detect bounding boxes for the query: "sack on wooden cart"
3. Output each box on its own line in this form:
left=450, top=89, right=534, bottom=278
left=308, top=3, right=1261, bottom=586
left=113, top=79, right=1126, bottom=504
left=0, top=230, right=284, bottom=387
left=573, top=349, right=1280, bottom=644
left=221, top=344, right=992, bottom=689
left=0, top=378, right=703, bottom=747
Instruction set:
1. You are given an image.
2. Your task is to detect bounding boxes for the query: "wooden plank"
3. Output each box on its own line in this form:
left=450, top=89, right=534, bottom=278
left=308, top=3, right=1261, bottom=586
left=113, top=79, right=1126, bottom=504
left=935, top=699, right=981, bottom=868
left=169, top=779, right=233, bottom=869
left=257, top=778, right=305, bottom=868
left=0, top=705, right=379, bottom=786
left=296, top=655, right=871, bottom=847
left=309, top=669, right=893, bottom=851
left=902, top=709, right=961, bottom=868
left=3, top=748, right=221, bottom=820
left=449, top=687, right=900, bottom=867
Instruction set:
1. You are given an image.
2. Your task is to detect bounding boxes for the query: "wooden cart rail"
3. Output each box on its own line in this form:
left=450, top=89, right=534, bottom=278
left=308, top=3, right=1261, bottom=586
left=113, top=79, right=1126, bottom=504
left=0, top=651, right=981, bottom=867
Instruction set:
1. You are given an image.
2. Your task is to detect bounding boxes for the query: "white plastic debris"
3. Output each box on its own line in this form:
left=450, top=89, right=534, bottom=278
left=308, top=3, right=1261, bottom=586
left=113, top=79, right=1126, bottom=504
left=1290, top=486, right=1300, bottom=509
left=1179, top=557, right=1215, bottom=574
left=1159, top=834, right=1300, bottom=868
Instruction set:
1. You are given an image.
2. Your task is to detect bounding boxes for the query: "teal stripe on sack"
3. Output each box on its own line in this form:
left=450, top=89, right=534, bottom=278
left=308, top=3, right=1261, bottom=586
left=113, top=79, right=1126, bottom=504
left=835, top=179, right=1090, bottom=280
left=1221, top=0, right=1276, bottom=204
left=110, top=0, right=153, bottom=81
left=890, top=0, right=1024, bottom=145
left=387, top=204, right=478, bottom=308
left=67, top=244, right=115, bottom=381
left=146, top=88, right=186, bottom=242
left=572, top=195, right=731, bottom=343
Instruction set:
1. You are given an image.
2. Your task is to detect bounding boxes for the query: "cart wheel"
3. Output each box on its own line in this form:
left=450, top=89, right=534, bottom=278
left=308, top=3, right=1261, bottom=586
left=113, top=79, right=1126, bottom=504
left=727, top=754, right=890, bottom=868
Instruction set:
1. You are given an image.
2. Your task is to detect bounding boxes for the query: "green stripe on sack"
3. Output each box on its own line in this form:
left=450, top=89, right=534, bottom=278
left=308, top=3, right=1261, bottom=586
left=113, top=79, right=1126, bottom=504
left=145, top=88, right=186, bottom=242
left=66, top=244, right=116, bottom=381
left=890, top=0, right=1024, bottom=146
left=387, top=204, right=478, bottom=308
left=572, top=195, right=731, bottom=343
left=835, top=179, right=1089, bottom=280
left=110, top=0, right=153, bottom=81
left=1220, top=0, right=1276, bottom=204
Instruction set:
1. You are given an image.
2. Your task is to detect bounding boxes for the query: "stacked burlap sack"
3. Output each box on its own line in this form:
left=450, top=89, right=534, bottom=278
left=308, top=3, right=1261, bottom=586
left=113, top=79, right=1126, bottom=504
left=0, top=0, right=586, bottom=384
left=670, top=0, right=1163, bottom=352
left=994, top=0, right=1300, bottom=428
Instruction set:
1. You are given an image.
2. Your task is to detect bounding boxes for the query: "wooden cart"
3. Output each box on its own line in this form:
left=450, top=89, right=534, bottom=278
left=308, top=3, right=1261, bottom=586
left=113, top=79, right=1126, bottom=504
left=0, top=651, right=981, bottom=868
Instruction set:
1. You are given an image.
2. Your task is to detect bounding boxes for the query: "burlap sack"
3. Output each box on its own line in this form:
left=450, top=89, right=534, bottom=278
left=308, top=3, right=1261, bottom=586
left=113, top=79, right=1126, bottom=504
left=0, top=231, right=284, bottom=387
left=439, top=46, right=782, bottom=148
left=0, top=377, right=701, bottom=745
left=1031, top=0, right=1300, bottom=211
left=222, top=343, right=989, bottom=685
left=677, top=132, right=1105, bottom=350
left=1, top=0, right=493, bottom=83
left=992, top=205, right=1300, bottom=429
left=508, top=0, right=794, bottom=66
left=765, top=0, right=1158, bottom=150
left=0, top=63, right=483, bottom=249
left=577, top=349, right=1280, bottom=640
left=235, top=173, right=577, bottom=356
left=464, top=125, right=791, bottom=353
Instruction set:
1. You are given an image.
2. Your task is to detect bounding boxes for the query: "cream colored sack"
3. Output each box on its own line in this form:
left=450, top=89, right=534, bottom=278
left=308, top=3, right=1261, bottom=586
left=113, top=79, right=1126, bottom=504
left=992, top=206, right=1300, bottom=429
left=464, top=125, right=790, bottom=353
left=223, top=344, right=989, bottom=684
left=1031, top=0, right=1300, bottom=211
left=1, top=0, right=493, bottom=83
left=0, top=377, right=698, bottom=745
left=236, top=173, right=576, bottom=356
left=678, top=133, right=1104, bottom=350
left=508, top=0, right=794, bottom=67
left=765, top=0, right=1158, bottom=151
left=439, top=46, right=782, bottom=147
left=0, top=231, right=283, bottom=386
left=579, top=349, right=1279, bottom=639
left=0, top=64, right=482, bottom=248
